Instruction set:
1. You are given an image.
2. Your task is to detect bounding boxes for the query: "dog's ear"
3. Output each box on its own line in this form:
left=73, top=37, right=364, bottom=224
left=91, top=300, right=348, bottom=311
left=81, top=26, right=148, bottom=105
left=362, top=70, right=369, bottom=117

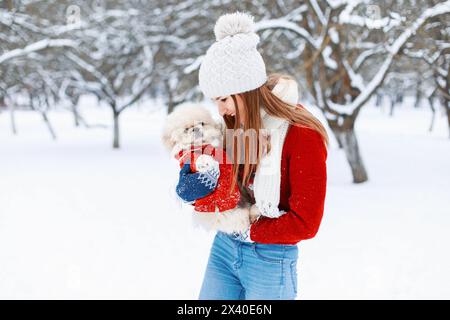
left=161, top=130, right=175, bottom=151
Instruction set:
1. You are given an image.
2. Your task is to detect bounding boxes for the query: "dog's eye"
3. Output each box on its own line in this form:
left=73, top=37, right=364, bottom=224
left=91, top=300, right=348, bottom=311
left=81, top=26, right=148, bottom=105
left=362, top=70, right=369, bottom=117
left=220, top=98, right=227, bottom=102
left=200, top=122, right=204, bottom=126
left=184, top=128, right=189, bottom=133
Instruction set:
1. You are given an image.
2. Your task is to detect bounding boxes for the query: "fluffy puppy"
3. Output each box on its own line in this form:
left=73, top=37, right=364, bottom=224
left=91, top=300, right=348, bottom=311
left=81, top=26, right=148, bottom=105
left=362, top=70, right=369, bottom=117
left=161, top=104, right=252, bottom=234
left=161, top=104, right=222, bottom=160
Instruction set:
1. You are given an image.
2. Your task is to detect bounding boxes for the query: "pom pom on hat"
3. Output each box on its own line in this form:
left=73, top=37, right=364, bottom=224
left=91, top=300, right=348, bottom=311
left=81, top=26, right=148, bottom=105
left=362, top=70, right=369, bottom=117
left=214, top=11, right=255, bottom=41
left=199, top=11, right=268, bottom=99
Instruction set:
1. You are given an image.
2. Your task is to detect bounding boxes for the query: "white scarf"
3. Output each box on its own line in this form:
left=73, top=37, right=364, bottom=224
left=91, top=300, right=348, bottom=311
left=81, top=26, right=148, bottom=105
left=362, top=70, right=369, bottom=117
left=252, top=78, right=299, bottom=218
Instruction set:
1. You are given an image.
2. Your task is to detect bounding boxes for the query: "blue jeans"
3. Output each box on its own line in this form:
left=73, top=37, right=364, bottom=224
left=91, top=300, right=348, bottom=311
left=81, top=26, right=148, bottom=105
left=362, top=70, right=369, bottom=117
left=199, top=231, right=299, bottom=300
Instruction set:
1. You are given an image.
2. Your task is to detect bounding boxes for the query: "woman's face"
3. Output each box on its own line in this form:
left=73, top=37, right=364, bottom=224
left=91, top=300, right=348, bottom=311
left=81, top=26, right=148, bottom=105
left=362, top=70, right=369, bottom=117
left=212, top=95, right=245, bottom=124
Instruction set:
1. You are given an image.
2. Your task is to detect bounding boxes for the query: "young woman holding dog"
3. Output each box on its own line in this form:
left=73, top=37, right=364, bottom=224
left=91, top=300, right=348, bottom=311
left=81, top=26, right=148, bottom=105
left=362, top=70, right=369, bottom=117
left=195, top=11, right=329, bottom=300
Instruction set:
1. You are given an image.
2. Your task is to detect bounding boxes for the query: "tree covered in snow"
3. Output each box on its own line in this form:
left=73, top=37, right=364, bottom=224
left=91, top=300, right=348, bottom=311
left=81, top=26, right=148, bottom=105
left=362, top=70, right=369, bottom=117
left=1, top=0, right=449, bottom=160
left=55, top=0, right=158, bottom=148
left=2, top=1, right=158, bottom=148
left=402, top=0, right=450, bottom=137
left=380, top=55, right=435, bottom=118
left=147, top=0, right=212, bottom=114
left=0, top=1, right=77, bottom=135
left=251, top=0, right=450, bottom=183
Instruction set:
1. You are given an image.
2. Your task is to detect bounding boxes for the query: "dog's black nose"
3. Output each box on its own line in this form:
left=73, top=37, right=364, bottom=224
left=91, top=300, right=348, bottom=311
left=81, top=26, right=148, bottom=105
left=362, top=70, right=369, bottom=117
left=193, top=126, right=203, bottom=139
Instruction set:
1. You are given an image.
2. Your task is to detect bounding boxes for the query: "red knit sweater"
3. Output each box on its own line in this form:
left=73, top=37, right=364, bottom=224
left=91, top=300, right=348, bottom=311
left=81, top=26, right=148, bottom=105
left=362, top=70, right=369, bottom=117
left=249, top=124, right=328, bottom=245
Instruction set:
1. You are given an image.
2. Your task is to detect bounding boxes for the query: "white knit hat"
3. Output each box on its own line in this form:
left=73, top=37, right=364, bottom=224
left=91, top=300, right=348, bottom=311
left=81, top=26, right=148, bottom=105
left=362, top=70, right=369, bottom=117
left=198, top=11, right=268, bottom=99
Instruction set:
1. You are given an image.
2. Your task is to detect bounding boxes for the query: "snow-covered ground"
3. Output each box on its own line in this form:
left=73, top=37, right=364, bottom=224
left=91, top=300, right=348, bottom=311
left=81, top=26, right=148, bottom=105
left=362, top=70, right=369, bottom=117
left=0, top=97, right=449, bottom=299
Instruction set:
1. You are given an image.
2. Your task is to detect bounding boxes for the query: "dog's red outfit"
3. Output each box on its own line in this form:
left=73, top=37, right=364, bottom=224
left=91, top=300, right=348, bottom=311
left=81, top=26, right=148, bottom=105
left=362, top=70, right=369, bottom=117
left=175, top=144, right=240, bottom=212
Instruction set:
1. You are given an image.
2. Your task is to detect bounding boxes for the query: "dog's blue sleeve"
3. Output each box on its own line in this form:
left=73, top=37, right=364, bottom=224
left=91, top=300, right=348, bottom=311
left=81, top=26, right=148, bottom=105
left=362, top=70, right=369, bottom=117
left=176, top=163, right=220, bottom=203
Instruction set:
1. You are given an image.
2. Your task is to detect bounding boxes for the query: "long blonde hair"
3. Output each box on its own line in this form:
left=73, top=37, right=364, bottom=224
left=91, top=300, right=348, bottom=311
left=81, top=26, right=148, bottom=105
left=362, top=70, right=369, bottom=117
left=222, top=73, right=329, bottom=195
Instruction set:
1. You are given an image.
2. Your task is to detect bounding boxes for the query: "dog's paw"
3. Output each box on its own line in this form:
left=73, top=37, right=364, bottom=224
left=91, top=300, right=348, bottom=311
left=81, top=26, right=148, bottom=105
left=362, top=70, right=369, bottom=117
left=195, top=154, right=219, bottom=173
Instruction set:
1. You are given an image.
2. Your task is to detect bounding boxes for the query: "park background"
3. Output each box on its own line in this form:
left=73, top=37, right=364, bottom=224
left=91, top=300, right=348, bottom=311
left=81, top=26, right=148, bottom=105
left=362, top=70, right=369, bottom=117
left=1, top=0, right=449, bottom=299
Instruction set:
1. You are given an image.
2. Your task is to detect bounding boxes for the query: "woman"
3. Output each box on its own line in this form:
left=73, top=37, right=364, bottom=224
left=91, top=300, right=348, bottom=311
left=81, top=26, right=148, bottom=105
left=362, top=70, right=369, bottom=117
left=196, top=11, right=329, bottom=300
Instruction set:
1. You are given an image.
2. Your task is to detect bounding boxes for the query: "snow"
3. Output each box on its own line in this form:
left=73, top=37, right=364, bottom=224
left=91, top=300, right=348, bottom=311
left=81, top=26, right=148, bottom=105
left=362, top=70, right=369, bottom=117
left=0, top=96, right=449, bottom=299
left=183, top=56, right=203, bottom=75
left=0, top=39, right=77, bottom=65
left=255, top=18, right=338, bottom=70
left=256, top=19, right=319, bottom=48
left=310, top=0, right=327, bottom=25
left=326, top=0, right=351, bottom=10
left=329, top=27, right=339, bottom=44
left=343, top=59, right=365, bottom=92
left=339, top=7, right=401, bottom=30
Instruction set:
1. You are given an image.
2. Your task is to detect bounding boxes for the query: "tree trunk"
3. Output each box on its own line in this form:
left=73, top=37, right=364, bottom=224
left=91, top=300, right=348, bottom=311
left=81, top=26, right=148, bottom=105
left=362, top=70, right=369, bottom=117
left=329, top=126, right=344, bottom=149
left=447, top=66, right=450, bottom=139
left=72, top=104, right=80, bottom=127
left=389, top=95, right=395, bottom=117
left=414, top=80, right=422, bottom=108
left=71, top=96, right=81, bottom=127
left=113, top=110, right=120, bottom=149
left=328, top=118, right=368, bottom=183
left=375, top=92, right=383, bottom=107
left=167, top=99, right=175, bottom=114
left=339, top=128, right=368, bottom=183
left=10, top=101, right=17, bottom=135
left=41, top=111, right=57, bottom=140
left=163, top=79, right=185, bottom=115
left=446, top=98, right=450, bottom=139
left=3, top=0, right=14, bottom=10
left=396, top=93, right=403, bottom=105
left=165, top=79, right=175, bottom=114
left=428, top=96, right=436, bottom=132
left=29, top=93, right=56, bottom=139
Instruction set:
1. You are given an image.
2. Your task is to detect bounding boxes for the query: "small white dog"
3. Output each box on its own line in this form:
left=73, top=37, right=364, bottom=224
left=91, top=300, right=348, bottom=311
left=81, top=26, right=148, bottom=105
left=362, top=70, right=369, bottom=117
left=161, top=104, right=255, bottom=234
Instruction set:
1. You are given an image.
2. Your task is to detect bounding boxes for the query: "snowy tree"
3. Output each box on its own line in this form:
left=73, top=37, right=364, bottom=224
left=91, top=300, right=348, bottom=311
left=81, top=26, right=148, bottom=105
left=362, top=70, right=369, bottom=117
left=403, top=0, right=450, bottom=137
left=2, top=1, right=160, bottom=148
left=177, top=0, right=450, bottom=182
left=381, top=57, right=435, bottom=117
left=150, top=0, right=242, bottom=114
left=0, top=2, right=77, bottom=135
left=148, top=1, right=206, bottom=114
left=2, top=0, right=449, bottom=156
left=55, top=1, right=158, bottom=148
left=251, top=0, right=450, bottom=183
